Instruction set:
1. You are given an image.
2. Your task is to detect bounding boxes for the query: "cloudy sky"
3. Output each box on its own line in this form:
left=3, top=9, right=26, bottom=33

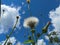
left=0, top=0, right=60, bottom=45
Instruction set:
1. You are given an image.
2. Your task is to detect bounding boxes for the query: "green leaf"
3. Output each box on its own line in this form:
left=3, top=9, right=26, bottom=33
left=54, top=37, right=59, bottom=42
left=24, top=40, right=34, bottom=44
left=51, top=31, right=56, bottom=35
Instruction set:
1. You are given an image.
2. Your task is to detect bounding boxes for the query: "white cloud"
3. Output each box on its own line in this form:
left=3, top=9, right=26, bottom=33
left=36, top=39, right=46, bottom=45
left=22, top=10, right=25, bottom=14
left=49, top=6, right=60, bottom=32
left=16, top=42, right=21, bottom=45
left=0, top=4, right=21, bottom=34
left=49, top=6, right=60, bottom=38
left=49, top=6, right=60, bottom=45
left=22, top=2, right=25, bottom=6
left=0, top=37, right=24, bottom=45
left=16, top=42, right=24, bottom=45
left=0, top=37, right=16, bottom=45
left=45, top=35, right=49, bottom=40
left=31, top=39, right=46, bottom=45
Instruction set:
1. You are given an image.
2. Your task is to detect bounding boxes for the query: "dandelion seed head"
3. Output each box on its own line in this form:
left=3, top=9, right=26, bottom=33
left=23, top=17, right=39, bottom=28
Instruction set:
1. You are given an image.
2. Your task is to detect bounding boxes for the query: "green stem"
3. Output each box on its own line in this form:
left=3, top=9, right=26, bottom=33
left=31, top=33, right=34, bottom=41
left=34, top=32, right=37, bottom=42
left=28, top=4, right=32, bottom=16
left=4, top=27, right=15, bottom=45
left=4, top=19, right=18, bottom=45
left=31, top=29, right=35, bottom=45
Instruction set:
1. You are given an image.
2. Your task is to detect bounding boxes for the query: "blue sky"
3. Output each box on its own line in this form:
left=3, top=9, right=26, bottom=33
left=0, top=0, right=60, bottom=45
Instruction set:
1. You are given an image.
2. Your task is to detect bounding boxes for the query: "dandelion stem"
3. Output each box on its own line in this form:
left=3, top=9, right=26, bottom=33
left=34, top=32, right=38, bottom=42
left=28, top=2, right=32, bottom=16
left=4, top=17, right=19, bottom=45
left=31, top=29, right=35, bottom=45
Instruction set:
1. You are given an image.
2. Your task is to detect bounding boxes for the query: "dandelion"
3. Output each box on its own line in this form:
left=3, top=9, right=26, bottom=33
left=23, top=17, right=39, bottom=29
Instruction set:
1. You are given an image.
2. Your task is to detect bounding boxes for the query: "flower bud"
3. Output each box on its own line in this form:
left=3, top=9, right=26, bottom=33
left=42, top=21, right=51, bottom=33
left=28, top=36, right=31, bottom=40
left=27, top=0, right=30, bottom=4
left=16, top=16, right=19, bottom=19
left=49, top=37, right=53, bottom=43
left=37, top=33, right=40, bottom=38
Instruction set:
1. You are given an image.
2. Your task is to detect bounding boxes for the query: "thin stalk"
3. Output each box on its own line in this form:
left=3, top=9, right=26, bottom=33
left=28, top=4, right=32, bottom=16
left=4, top=18, right=18, bottom=45
left=34, top=32, right=37, bottom=43
left=31, top=29, right=35, bottom=45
